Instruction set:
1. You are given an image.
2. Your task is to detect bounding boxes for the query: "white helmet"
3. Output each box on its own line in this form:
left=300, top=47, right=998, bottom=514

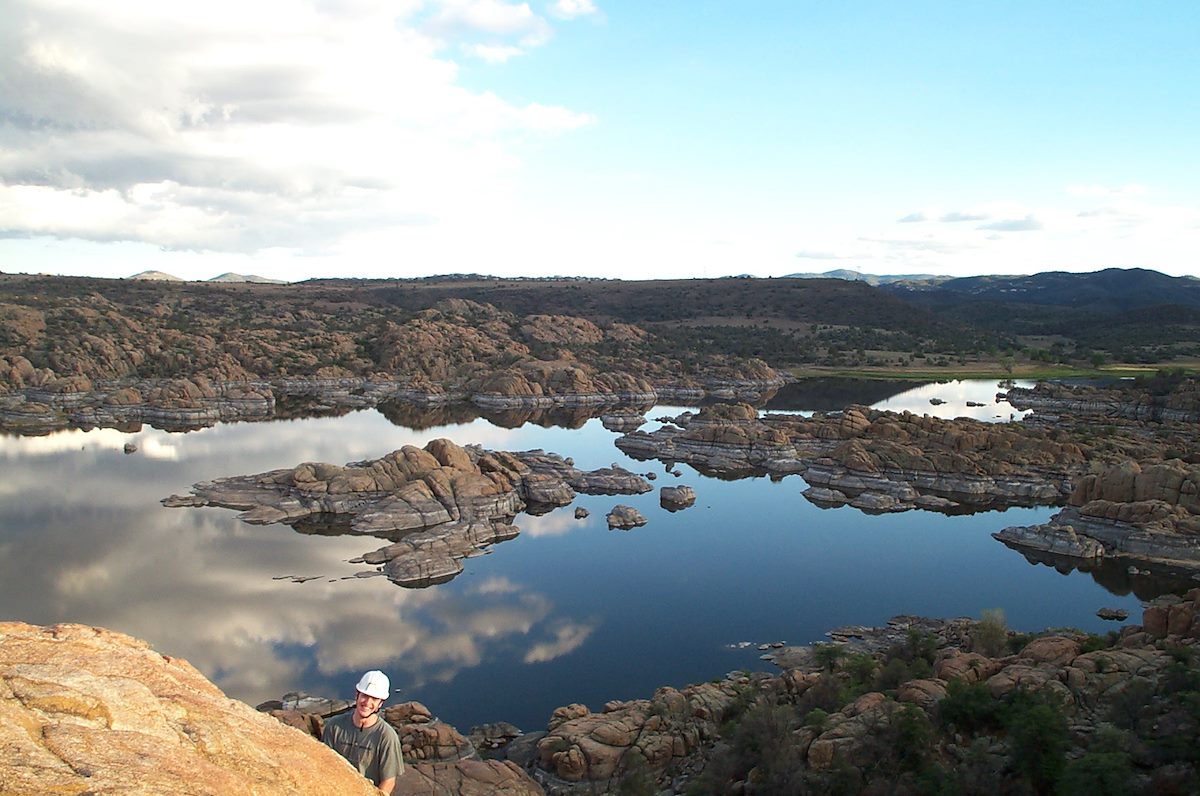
left=355, top=670, right=390, bottom=700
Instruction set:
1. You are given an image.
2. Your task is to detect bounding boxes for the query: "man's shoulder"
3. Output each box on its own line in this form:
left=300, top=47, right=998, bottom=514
left=323, top=711, right=354, bottom=734
left=378, top=717, right=401, bottom=742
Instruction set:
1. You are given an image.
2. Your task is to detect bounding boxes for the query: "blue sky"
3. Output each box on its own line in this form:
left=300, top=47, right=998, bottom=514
left=1, top=1, right=1197, bottom=281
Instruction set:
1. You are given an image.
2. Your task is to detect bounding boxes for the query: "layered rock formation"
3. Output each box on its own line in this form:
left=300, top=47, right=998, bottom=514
left=995, top=457, right=1200, bottom=571
left=163, top=439, right=651, bottom=587
left=618, top=402, right=1087, bottom=512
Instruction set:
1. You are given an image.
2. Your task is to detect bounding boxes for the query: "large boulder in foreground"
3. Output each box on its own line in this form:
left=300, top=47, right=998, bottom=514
left=0, top=621, right=380, bottom=796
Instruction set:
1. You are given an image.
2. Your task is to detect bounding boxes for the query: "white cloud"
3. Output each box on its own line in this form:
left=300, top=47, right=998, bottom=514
left=939, top=210, right=990, bottom=223
left=426, top=0, right=552, bottom=47
left=466, top=43, right=527, bottom=63
left=0, top=0, right=591, bottom=256
left=551, top=0, right=599, bottom=19
left=978, top=214, right=1044, bottom=232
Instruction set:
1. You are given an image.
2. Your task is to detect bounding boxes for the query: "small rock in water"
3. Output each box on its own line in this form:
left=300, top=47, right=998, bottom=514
left=606, top=505, right=647, bottom=530
left=574, top=507, right=590, bottom=519
left=1097, top=608, right=1129, bottom=621
left=123, top=442, right=137, bottom=454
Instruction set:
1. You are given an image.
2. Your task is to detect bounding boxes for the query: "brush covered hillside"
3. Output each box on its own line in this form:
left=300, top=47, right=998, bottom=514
left=883, top=268, right=1200, bottom=364
left=0, top=268, right=1194, bottom=393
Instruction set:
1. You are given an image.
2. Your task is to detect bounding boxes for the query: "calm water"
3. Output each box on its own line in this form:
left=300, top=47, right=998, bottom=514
left=0, top=379, right=1173, bottom=731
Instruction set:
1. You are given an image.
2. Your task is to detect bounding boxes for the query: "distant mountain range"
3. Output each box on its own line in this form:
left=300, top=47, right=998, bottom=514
left=128, top=271, right=287, bottom=284
left=782, top=269, right=950, bottom=286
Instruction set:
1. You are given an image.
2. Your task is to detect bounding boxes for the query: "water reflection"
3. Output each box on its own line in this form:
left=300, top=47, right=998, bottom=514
left=765, top=378, right=932, bottom=412
left=765, top=378, right=1035, bottom=422
left=1008, top=546, right=1200, bottom=602
left=0, top=382, right=1174, bottom=732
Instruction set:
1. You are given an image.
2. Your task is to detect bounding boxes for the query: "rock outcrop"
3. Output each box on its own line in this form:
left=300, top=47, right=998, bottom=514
left=618, top=402, right=1086, bottom=512
left=995, top=458, right=1200, bottom=571
left=659, top=485, right=697, bottom=511
left=164, top=439, right=652, bottom=587
left=0, top=622, right=381, bottom=795
left=1006, top=379, right=1200, bottom=424
left=606, top=505, right=648, bottom=530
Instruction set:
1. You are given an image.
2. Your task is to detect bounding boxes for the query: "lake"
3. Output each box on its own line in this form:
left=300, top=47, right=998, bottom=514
left=0, top=378, right=1178, bottom=732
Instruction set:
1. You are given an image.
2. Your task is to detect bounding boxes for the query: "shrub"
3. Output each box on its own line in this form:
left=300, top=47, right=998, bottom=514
left=843, top=652, right=877, bottom=689
left=814, top=643, right=846, bottom=672
left=876, top=657, right=914, bottom=691
left=970, top=608, right=1009, bottom=657
left=803, top=708, right=830, bottom=731
left=1007, top=700, right=1068, bottom=795
left=938, top=678, right=1003, bottom=735
left=1059, top=725, right=1134, bottom=796
left=893, top=705, right=934, bottom=773
left=905, top=627, right=940, bottom=664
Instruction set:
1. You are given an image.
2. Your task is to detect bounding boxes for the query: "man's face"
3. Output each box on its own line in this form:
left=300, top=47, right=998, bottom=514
left=355, top=689, right=384, bottom=718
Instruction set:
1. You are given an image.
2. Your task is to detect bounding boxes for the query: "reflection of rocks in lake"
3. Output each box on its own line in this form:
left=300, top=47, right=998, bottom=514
left=270, top=392, right=354, bottom=421
left=2, top=376, right=278, bottom=433
left=375, top=398, right=482, bottom=429
left=478, top=405, right=593, bottom=430
left=600, top=410, right=647, bottom=431
left=995, top=535, right=1200, bottom=601
left=618, top=402, right=1082, bottom=513
left=164, top=438, right=651, bottom=588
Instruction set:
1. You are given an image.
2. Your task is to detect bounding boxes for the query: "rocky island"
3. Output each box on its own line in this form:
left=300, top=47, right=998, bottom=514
left=163, top=439, right=652, bottom=587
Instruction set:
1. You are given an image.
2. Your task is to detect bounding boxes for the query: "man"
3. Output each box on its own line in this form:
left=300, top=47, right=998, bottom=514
left=323, top=670, right=404, bottom=794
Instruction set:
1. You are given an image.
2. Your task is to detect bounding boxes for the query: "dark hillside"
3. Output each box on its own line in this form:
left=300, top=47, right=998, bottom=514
left=878, top=269, right=1200, bottom=360
left=886, top=268, right=1200, bottom=313
left=366, top=277, right=948, bottom=331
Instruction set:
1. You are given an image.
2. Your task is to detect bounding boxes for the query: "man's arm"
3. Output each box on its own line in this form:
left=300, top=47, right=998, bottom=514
left=377, top=776, right=396, bottom=795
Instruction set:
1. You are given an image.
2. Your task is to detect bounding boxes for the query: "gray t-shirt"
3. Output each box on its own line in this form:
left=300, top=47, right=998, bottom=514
left=323, top=712, right=405, bottom=786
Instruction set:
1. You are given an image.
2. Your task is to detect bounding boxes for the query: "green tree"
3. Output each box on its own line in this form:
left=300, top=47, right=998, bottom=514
left=1007, top=701, right=1068, bottom=795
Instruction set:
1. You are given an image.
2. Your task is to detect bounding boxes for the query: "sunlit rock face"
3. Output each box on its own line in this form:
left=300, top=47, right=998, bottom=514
left=163, top=438, right=651, bottom=588
left=0, top=621, right=380, bottom=796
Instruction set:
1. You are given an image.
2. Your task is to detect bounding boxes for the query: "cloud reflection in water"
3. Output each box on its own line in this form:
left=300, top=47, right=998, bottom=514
left=0, top=408, right=596, bottom=709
